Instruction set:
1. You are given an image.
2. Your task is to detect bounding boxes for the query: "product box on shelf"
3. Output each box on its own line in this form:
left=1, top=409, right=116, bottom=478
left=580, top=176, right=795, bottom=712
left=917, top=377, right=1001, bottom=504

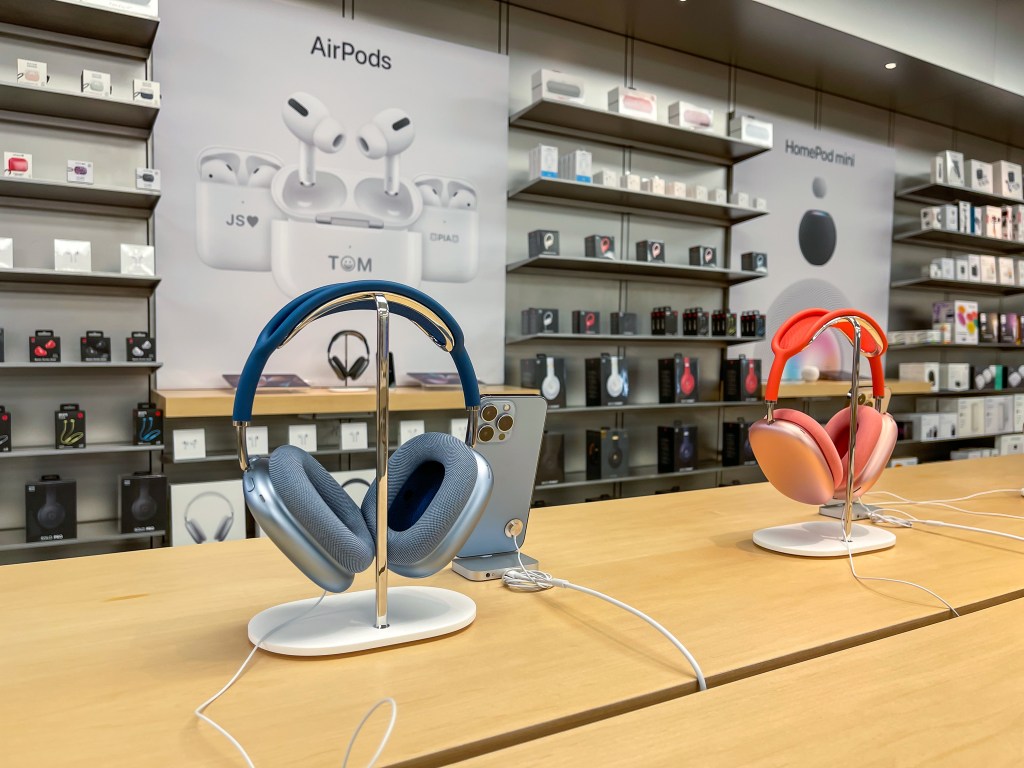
left=731, top=191, right=750, bottom=207
left=133, top=402, right=163, bottom=446
left=1013, top=206, right=1024, bottom=241
left=689, top=245, right=717, bottom=268
left=999, top=313, right=1021, bottom=344
left=710, top=188, right=728, bottom=204
left=80, top=331, right=110, bottom=363
left=132, top=78, right=161, bottom=107
left=586, top=428, right=629, bottom=480
left=558, top=150, right=592, bottom=183
left=584, top=234, right=616, bottom=260
left=521, top=355, right=567, bottom=409
left=996, top=434, right=1024, bottom=455
left=1003, top=206, right=1014, bottom=240
left=998, top=257, right=1016, bottom=285
left=958, top=201, right=972, bottom=233
left=932, top=300, right=978, bottom=344
left=984, top=395, right=1012, bottom=434
left=993, top=160, right=1023, bottom=200
left=690, top=184, right=709, bottom=202
left=29, top=330, right=60, bottom=363
left=939, top=150, right=965, bottom=187
left=740, top=311, right=766, bottom=338
left=722, top=355, right=761, bottom=402
left=81, top=69, right=111, bottom=97
left=531, top=69, right=585, bottom=104
left=753, top=196, right=768, bottom=211
left=967, top=254, right=981, bottom=281
left=26, top=475, right=76, bottom=543
left=937, top=398, right=972, bottom=438
left=929, top=155, right=944, bottom=184
left=954, top=256, right=970, bottom=281
left=916, top=397, right=938, bottom=412
left=888, top=457, right=920, bottom=468
left=119, top=473, right=168, bottom=534
left=973, top=364, right=1006, bottom=391
left=937, top=411, right=957, bottom=439
left=939, top=363, right=970, bottom=391
left=892, top=412, right=940, bottom=441
left=528, top=144, right=559, bottom=181
left=0, top=405, right=10, bottom=452
left=521, top=308, right=559, bottom=335
left=641, top=176, right=666, bottom=195
left=666, top=180, right=686, bottom=197
left=527, top=230, right=559, bottom=258
left=607, top=87, right=657, bottom=121
left=972, top=207, right=984, bottom=235
left=610, top=312, right=638, bottom=336
left=17, top=59, right=47, bottom=87
left=54, top=239, right=92, bottom=273
left=741, top=251, right=768, bottom=273
left=650, top=306, right=678, bottom=336
left=593, top=169, right=619, bottom=187
left=635, top=240, right=665, bottom=262
left=898, top=362, right=940, bottom=391
left=658, top=423, right=698, bottom=473
left=979, top=255, right=998, bottom=284
left=585, top=354, right=628, bottom=406
left=66, top=160, right=94, bottom=185
left=127, top=331, right=156, bottom=362
left=682, top=307, right=710, bottom=337
left=0, top=326, right=4, bottom=361
left=1014, top=394, right=1024, bottom=431
left=120, top=243, right=155, bottom=276
left=938, top=204, right=958, bottom=231
left=572, top=310, right=600, bottom=335
left=622, top=172, right=642, bottom=191
left=728, top=113, right=773, bottom=147
left=0, top=237, right=11, bottom=269
left=54, top=404, right=86, bottom=450
left=135, top=167, right=160, bottom=191
left=978, top=312, right=997, bottom=343
left=659, top=354, right=699, bottom=403
left=984, top=206, right=1002, bottom=238
left=668, top=101, right=713, bottom=131
left=722, top=419, right=756, bottom=466
left=711, top=309, right=737, bottom=336
left=4, top=152, right=32, bottom=178
left=968, top=160, right=993, bottom=193
left=536, top=432, right=565, bottom=485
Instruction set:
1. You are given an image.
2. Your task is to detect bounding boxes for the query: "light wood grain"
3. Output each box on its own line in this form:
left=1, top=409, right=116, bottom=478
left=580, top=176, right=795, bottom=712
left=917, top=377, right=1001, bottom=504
left=2, top=456, right=1023, bottom=766
left=461, top=597, right=1024, bottom=767
left=773, top=379, right=933, bottom=398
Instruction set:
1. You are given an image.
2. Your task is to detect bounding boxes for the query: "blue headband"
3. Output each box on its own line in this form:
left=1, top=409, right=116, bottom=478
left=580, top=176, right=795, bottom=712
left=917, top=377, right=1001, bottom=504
left=232, top=280, right=480, bottom=422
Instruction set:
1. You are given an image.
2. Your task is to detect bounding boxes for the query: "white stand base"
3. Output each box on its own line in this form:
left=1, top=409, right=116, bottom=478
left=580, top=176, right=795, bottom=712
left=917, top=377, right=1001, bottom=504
left=753, top=520, right=896, bottom=557
left=247, top=586, right=476, bottom=657
left=328, top=386, right=370, bottom=393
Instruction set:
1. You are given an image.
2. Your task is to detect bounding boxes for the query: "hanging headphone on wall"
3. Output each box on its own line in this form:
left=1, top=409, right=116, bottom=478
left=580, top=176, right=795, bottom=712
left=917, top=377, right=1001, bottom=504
left=327, top=329, right=371, bottom=382
left=183, top=491, right=236, bottom=544
left=232, top=280, right=494, bottom=593
left=749, top=308, right=897, bottom=506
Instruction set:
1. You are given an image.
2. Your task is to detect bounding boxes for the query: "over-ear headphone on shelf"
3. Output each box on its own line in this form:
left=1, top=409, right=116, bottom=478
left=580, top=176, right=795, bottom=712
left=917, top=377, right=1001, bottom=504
left=680, top=357, right=696, bottom=397
left=584, top=311, right=597, bottom=332
left=232, top=280, right=494, bottom=593
left=749, top=308, right=897, bottom=506
left=327, top=329, right=371, bottom=382
left=541, top=355, right=561, bottom=400
left=542, top=310, right=554, bottom=331
left=37, top=486, right=66, bottom=530
left=132, top=483, right=158, bottom=522
left=606, top=356, right=624, bottom=398
left=184, top=491, right=236, bottom=544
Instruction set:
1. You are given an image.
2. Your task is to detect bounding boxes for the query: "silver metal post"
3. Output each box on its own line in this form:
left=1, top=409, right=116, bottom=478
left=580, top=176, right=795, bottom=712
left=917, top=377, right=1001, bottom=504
left=842, top=320, right=861, bottom=541
left=374, top=294, right=390, bottom=629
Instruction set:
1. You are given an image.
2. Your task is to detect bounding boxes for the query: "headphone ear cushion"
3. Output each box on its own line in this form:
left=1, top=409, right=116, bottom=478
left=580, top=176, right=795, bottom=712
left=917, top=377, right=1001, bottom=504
left=268, top=445, right=375, bottom=575
left=185, top=518, right=207, bottom=544
left=347, top=356, right=369, bottom=380
left=362, top=432, right=487, bottom=578
left=824, top=406, right=890, bottom=494
left=213, top=514, right=234, bottom=542
left=749, top=408, right=843, bottom=505
left=329, top=356, right=348, bottom=379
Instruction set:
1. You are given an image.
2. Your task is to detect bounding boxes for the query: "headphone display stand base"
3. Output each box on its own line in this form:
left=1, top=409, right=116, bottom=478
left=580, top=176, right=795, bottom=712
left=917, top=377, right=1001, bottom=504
left=247, top=586, right=476, bottom=657
left=327, top=386, right=370, bottom=392
left=753, top=520, right=896, bottom=557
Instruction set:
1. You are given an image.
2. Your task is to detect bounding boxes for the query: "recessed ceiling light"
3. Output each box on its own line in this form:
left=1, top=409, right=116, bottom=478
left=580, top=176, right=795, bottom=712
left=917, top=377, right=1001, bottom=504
left=885, top=62, right=897, bottom=70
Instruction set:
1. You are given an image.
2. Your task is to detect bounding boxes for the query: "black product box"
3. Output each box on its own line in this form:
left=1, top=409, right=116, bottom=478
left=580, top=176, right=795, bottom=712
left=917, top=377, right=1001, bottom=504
left=0, top=405, right=10, bottom=452
left=586, top=428, right=629, bottom=480
left=722, top=420, right=756, bottom=466
left=610, top=312, right=638, bottom=335
left=520, top=355, right=567, bottom=409
left=133, top=402, right=164, bottom=446
left=127, top=331, right=156, bottom=362
left=740, top=311, right=766, bottom=338
left=651, top=306, right=678, bottom=336
left=528, top=229, right=560, bottom=257
left=572, top=310, right=601, bottom=334
left=978, top=312, right=997, bottom=344
left=0, top=326, right=4, bottom=362
left=54, top=403, right=86, bottom=450
left=741, top=251, right=768, bottom=273
left=80, top=330, right=111, bottom=362
left=521, top=308, right=559, bottom=335
left=119, top=472, right=168, bottom=533
left=635, top=240, right=665, bottom=262
left=26, top=475, right=77, bottom=542
left=711, top=309, right=737, bottom=337
left=999, top=313, right=1020, bottom=345
left=722, top=355, right=762, bottom=402
left=658, top=355, right=700, bottom=403
left=29, top=329, right=61, bottom=363
left=535, top=432, right=565, bottom=485
left=585, top=354, right=629, bottom=406
left=584, top=234, right=616, bottom=260
left=893, top=419, right=915, bottom=442
left=682, top=307, right=710, bottom=336
left=689, top=245, right=717, bottom=268
left=658, top=423, right=698, bottom=473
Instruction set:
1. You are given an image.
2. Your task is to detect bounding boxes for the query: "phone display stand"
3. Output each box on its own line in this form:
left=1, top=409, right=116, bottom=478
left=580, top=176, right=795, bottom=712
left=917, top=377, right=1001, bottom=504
left=753, top=316, right=897, bottom=557
left=247, top=294, right=475, bottom=656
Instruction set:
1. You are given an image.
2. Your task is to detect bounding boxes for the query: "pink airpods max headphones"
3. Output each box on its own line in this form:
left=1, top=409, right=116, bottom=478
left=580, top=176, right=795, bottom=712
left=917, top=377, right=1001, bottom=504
left=749, top=308, right=897, bottom=506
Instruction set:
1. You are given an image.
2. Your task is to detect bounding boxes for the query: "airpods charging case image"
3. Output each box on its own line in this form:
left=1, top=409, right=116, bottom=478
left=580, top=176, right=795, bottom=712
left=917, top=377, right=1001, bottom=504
left=270, top=220, right=422, bottom=297
left=410, top=175, right=479, bottom=283
left=196, top=181, right=285, bottom=271
left=271, top=166, right=422, bottom=228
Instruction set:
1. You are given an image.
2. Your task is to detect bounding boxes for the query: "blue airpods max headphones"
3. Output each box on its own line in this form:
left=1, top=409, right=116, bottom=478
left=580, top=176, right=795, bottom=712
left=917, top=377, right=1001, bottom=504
left=232, top=280, right=493, bottom=593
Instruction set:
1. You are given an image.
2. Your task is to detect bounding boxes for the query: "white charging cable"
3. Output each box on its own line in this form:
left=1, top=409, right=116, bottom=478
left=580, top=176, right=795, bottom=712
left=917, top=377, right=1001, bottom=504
left=866, top=505, right=1024, bottom=545
left=194, top=591, right=397, bottom=768
left=864, top=489, right=1024, bottom=521
left=502, top=540, right=708, bottom=691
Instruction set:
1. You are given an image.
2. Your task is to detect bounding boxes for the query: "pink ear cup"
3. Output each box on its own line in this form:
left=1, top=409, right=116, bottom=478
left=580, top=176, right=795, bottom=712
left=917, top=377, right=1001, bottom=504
left=825, top=411, right=896, bottom=499
left=749, top=408, right=843, bottom=505
left=824, top=405, right=883, bottom=493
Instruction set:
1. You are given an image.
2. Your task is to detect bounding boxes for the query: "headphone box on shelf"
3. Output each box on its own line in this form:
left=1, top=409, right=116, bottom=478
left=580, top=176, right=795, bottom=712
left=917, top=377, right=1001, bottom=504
left=741, top=251, right=768, bottom=273
left=521, top=308, right=559, bottom=335
left=722, top=420, right=756, bottom=466
left=585, top=354, right=628, bottom=406
left=527, top=229, right=559, bottom=257
left=132, top=78, right=161, bottom=107
left=586, top=427, right=629, bottom=480
left=54, top=403, right=86, bottom=450
left=572, top=310, right=601, bottom=335
left=635, top=240, right=665, bottom=262
left=520, top=355, right=566, bottom=409
left=80, top=330, right=111, bottom=363
left=658, top=423, right=698, bottom=473
left=127, top=331, right=156, bottom=362
left=25, top=475, right=76, bottom=543
left=0, top=405, right=10, bottom=452
left=133, top=402, right=164, bottom=446
left=536, top=431, right=565, bottom=485
left=659, top=354, right=699, bottom=403
left=722, top=355, right=761, bottom=402
left=584, top=235, right=616, bottom=260
left=610, top=312, right=638, bottom=335
left=29, top=330, right=60, bottom=362
left=689, top=245, right=717, bottom=268
left=120, top=473, right=168, bottom=534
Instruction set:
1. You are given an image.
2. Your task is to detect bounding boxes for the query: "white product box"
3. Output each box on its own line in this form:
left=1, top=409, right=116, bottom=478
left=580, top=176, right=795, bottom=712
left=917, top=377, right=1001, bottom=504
left=939, top=363, right=970, bottom=391
left=640, top=176, right=665, bottom=195
left=558, top=149, right=592, bottom=183
left=729, top=113, right=773, bottom=147
left=969, top=399, right=986, bottom=436
left=904, top=413, right=940, bottom=441
left=888, top=457, right=919, bottom=468
left=985, top=205, right=1003, bottom=237
left=135, top=167, right=160, bottom=191
left=938, top=398, right=972, bottom=437
left=340, top=422, right=368, bottom=451
left=120, top=243, right=155, bottom=276
left=53, top=239, right=92, bottom=273
left=3, top=152, right=32, bottom=178
left=955, top=256, right=970, bottom=281
left=1018, top=260, right=1024, bottom=287
left=0, top=237, right=12, bottom=269
left=937, top=412, right=957, bottom=439
left=607, top=87, right=657, bottom=121
left=17, top=59, right=46, bottom=87
left=531, top=69, right=585, bottom=104
left=730, top=191, right=750, bottom=207
left=449, top=418, right=469, bottom=439
left=926, top=261, right=942, bottom=279
left=668, top=101, right=714, bottom=130
left=753, top=196, right=768, bottom=211
left=66, top=160, right=93, bottom=185
left=898, top=362, right=940, bottom=392
left=666, top=180, right=686, bottom=198
left=929, top=155, right=944, bottom=184
left=173, top=428, right=207, bottom=460
left=937, top=204, right=958, bottom=231
left=77, top=0, right=159, bottom=18
left=132, top=78, right=160, bottom=107
left=710, top=187, right=727, bottom=204
left=938, top=256, right=955, bottom=279
left=593, top=169, right=619, bottom=187
left=1014, top=394, right=1024, bottom=430
left=1012, top=205, right=1024, bottom=241
left=529, top=144, right=559, bottom=180
left=979, top=254, right=998, bottom=284
left=984, top=396, right=1012, bottom=435
left=690, top=185, right=708, bottom=202
left=622, top=172, right=642, bottom=191
left=915, top=397, right=939, bottom=412
left=81, top=70, right=111, bottom=97
left=287, top=424, right=317, bottom=451
left=939, top=150, right=965, bottom=187
left=920, top=206, right=941, bottom=230
left=995, top=434, right=1024, bottom=455
left=399, top=419, right=425, bottom=445
left=968, top=255, right=981, bottom=282
left=958, top=201, right=971, bottom=233
left=245, top=426, right=270, bottom=456
left=998, top=256, right=1017, bottom=285
left=967, top=159, right=993, bottom=193
left=950, top=449, right=985, bottom=461
left=1003, top=206, right=1013, bottom=240
left=993, top=160, right=1023, bottom=199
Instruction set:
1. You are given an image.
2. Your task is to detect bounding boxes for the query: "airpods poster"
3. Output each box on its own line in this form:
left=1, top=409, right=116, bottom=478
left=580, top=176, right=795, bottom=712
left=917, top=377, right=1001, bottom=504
left=729, top=119, right=895, bottom=377
left=153, top=0, right=509, bottom=388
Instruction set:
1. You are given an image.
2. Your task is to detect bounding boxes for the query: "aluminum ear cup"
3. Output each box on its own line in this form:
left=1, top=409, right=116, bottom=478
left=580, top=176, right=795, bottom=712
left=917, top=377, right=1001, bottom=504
left=749, top=409, right=844, bottom=505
